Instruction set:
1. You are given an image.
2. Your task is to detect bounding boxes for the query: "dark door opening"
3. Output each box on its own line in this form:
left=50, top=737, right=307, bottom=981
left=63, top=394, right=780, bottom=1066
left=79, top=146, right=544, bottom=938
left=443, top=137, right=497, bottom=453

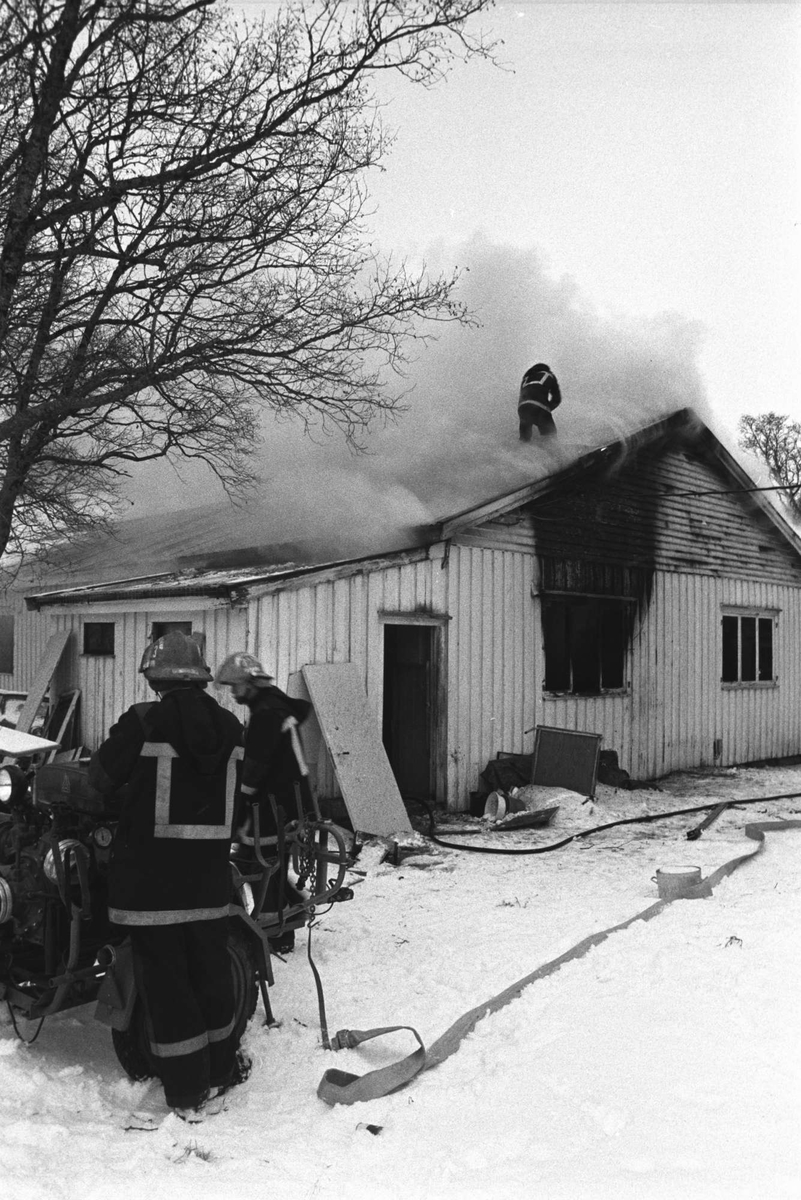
left=382, top=624, right=437, bottom=801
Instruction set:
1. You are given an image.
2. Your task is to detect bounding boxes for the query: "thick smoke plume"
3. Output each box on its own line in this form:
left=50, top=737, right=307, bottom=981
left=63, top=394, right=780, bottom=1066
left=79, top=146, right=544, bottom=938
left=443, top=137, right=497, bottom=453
left=120, top=236, right=710, bottom=567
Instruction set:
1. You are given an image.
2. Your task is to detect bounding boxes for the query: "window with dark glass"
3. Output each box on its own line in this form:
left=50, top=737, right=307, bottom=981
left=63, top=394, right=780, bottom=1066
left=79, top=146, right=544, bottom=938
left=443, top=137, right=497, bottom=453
left=151, top=621, right=193, bottom=640
left=543, top=597, right=629, bottom=694
left=721, top=612, right=775, bottom=684
left=0, top=614, right=14, bottom=674
left=83, top=622, right=115, bottom=656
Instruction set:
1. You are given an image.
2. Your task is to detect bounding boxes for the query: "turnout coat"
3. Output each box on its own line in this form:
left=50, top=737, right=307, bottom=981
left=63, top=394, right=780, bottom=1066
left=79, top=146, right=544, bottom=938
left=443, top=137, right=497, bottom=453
left=238, top=685, right=312, bottom=839
left=89, top=686, right=244, bottom=925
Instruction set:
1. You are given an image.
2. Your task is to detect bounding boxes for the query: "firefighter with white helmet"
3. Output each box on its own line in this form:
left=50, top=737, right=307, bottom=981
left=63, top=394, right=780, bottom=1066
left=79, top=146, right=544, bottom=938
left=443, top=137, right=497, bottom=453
left=89, top=632, right=249, bottom=1121
left=215, top=651, right=312, bottom=953
left=215, top=652, right=274, bottom=694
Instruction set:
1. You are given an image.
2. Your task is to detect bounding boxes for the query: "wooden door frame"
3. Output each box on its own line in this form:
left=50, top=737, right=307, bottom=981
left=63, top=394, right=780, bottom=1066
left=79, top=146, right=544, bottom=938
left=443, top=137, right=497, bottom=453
left=378, top=611, right=449, bottom=806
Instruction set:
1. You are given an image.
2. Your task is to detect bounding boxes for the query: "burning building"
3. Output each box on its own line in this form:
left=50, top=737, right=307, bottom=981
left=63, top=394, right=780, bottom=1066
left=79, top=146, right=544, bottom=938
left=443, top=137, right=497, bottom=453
left=7, top=407, right=801, bottom=811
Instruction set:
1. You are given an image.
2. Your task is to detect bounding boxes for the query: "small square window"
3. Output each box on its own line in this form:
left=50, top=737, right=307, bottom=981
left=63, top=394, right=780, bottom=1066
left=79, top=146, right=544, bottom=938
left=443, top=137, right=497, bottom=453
left=83, top=623, right=115, bottom=656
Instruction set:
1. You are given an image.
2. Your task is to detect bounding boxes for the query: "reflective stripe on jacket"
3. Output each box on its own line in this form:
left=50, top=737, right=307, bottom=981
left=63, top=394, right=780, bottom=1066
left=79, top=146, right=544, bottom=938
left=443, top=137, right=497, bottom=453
left=90, top=687, right=244, bottom=925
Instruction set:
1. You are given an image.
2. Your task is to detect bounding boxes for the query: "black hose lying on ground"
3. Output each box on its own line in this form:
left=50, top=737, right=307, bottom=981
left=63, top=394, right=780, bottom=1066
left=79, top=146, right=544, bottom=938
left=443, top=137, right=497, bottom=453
left=405, top=791, right=801, bottom=856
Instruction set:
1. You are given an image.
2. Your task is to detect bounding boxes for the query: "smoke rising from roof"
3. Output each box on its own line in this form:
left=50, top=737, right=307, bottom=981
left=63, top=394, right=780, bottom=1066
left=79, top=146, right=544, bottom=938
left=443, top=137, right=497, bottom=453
left=118, top=236, right=710, bottom=569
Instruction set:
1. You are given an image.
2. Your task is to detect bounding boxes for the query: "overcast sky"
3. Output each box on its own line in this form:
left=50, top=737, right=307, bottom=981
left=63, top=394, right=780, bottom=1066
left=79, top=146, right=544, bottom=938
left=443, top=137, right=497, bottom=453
left=362, top=0, right=800, bottom=439
left=127, top=1, right=801, bottom=518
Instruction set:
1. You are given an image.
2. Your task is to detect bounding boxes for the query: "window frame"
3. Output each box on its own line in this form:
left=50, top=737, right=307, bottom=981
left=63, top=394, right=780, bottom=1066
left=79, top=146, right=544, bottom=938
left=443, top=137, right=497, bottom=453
left=151, top=620, right=194, bottom=641
left=720, top=606, right=777, bottom=688
left=0, top=612, right=14, bottom=674
left=82, top=621, right=116, bottom=657
left=541, top=592, right=634, bottom=697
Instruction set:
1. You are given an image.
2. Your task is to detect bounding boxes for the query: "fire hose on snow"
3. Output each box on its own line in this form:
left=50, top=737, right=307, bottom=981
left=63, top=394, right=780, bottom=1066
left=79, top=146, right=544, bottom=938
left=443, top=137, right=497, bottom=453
left=316, top=794, right=801, bottom=1106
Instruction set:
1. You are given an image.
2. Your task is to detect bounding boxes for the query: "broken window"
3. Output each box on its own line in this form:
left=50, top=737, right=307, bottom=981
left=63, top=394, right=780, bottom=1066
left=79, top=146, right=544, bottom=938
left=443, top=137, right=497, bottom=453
left=721, top=610, right=775, bottom=684
left=542, top=597, right=630, bottom=694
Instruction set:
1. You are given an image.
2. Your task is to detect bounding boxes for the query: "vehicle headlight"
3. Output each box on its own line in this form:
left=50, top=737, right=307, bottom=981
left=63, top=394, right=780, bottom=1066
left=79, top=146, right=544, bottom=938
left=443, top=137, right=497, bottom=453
left=43, top=839, right=83, bottom=884
left=0, top=766, right=22, bottom=807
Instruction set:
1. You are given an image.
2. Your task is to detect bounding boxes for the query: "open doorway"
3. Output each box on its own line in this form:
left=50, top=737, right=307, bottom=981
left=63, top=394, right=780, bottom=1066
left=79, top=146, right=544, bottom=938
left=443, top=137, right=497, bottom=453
left=382, top=623, right=439, bottom=802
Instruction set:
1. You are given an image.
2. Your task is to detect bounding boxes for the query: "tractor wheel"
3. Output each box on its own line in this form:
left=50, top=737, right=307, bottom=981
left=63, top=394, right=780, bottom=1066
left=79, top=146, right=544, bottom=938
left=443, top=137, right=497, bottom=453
left=111, top=921, right=259, bottom=1082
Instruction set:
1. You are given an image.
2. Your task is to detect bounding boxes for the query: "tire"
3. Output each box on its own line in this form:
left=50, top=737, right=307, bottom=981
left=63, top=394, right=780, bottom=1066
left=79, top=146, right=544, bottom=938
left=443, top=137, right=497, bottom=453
left=112, top=1001, right=155, bottom=1082
left=111, top=922, right=259, bottom=1082
left=226, top=919, right=259, bottom=1040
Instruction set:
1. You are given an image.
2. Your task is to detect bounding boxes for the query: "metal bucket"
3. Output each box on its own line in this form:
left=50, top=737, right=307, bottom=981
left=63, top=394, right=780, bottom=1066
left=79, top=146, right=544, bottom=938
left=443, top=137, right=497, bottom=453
left=652, top=865, right=703, bottom=900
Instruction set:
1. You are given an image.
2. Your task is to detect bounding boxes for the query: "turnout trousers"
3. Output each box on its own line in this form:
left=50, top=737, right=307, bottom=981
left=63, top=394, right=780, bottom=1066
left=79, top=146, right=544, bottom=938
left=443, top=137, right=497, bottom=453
left=518, top=404, right=557, bottom=440
left=129, top=918, right=238, bottom=1109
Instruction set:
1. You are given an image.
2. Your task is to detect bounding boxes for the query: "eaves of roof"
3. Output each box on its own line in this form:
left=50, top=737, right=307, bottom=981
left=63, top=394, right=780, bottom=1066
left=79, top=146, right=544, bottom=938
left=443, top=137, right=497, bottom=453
left=23, top=543, right=438, bottom=609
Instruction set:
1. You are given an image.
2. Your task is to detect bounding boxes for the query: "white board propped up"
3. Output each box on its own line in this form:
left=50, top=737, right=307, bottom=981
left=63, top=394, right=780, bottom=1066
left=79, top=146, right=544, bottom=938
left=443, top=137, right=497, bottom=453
left=290, top=663, right=412, bottom=836
left=0, top=727, right=61, bottom=758
left=16, top=631, right=71, bottom=734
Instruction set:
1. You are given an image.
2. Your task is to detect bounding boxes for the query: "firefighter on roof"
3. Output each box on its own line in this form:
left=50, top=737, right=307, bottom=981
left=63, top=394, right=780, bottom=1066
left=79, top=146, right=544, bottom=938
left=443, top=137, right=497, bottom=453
left=215, top=652, right=312, bottom=954
left=89, top=631, right=248, bottom=1121
left=518, top=362, right=561, bottom=440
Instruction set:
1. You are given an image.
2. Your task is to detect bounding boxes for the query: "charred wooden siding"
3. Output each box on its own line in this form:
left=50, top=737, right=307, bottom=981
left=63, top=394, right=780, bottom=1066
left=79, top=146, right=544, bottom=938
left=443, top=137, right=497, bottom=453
left=457, top=438, right=801, bottom=786
left=529, top=443, right=801, bottom=583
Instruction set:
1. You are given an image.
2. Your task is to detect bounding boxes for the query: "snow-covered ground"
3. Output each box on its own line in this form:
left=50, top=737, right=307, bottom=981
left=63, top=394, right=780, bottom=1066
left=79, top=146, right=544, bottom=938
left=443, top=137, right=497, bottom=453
left=1, top=764, right=800, bottom=1200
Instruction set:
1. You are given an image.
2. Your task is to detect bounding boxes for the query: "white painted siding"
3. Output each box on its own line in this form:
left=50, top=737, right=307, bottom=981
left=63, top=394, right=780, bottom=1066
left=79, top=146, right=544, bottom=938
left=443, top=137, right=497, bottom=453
left=0, top=588, right=53, bottom=693
left=248, top=553, right=450, bottom=802
left=444, top=545, right=538, bottom=807
left=541, top=569, right=801, bottom=781
left=14, top=549, right=801, bottom=812
left=247, top=546, right=539, bottom=809
left=47, top=604, right=248, bottom=749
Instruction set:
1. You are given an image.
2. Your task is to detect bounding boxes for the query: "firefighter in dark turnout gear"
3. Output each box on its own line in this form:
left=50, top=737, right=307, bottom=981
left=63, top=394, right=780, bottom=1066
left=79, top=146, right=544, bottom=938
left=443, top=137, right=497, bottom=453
left=215, top=652, right=312, bottom=954
left=89, top=632, right=245, bottom=1120
left=518, top=362, right=561, bottom=440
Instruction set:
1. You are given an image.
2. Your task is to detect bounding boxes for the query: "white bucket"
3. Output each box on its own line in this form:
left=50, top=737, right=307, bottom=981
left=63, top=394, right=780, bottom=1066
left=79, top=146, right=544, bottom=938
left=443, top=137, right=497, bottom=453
left=483, top=791, right=507, bottom=821
left=652, top=865, right=703, bottom=900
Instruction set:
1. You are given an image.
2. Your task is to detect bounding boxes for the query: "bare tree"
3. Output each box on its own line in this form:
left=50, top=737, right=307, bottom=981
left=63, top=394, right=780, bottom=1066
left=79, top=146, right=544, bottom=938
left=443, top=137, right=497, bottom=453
left=739, top=412, right=801, bottom=521
left=0, top=0, right=493, bottom=565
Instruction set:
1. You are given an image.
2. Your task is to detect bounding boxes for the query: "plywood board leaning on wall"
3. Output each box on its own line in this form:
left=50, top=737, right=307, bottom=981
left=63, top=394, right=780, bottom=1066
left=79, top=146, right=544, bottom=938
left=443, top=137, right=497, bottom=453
left=15, top=631, right=71, bottom=734
left=289, top=663, right=413, bottom=837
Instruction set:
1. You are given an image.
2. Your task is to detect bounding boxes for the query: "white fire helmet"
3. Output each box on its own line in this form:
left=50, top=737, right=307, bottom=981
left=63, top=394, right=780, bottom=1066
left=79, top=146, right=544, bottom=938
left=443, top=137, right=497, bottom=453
left=214, top=652, right=274, bottom=687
